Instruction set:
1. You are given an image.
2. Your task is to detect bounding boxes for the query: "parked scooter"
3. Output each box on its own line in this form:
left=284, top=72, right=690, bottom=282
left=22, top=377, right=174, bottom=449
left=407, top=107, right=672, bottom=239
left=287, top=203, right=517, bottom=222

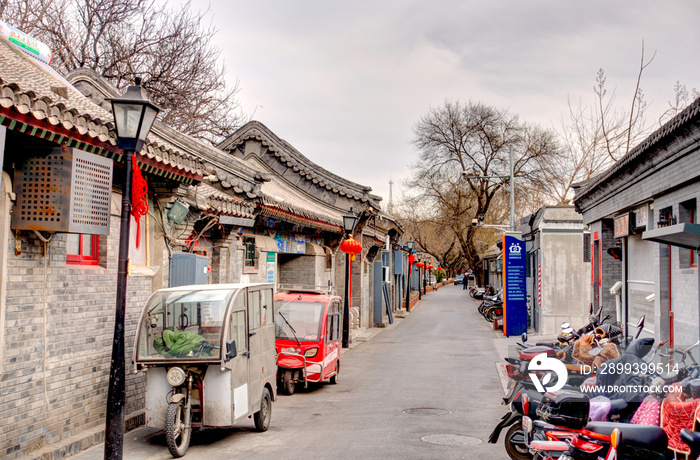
left=522, top=416, right=670, bottom=460
left=470, top=285, right=496, bottom=299
left=479, top=293, right=503, bottom=322
left=493, top=333, right=663, bottom=460
left=530, top=422, right=668, bottom=460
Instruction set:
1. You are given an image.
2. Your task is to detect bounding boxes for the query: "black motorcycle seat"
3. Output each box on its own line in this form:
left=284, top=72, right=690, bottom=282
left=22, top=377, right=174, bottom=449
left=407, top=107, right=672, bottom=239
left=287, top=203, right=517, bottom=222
left=584, top=422, right=667, bottom=453
left=680, top=429, right=700, bottom=450
left=609, top=399, right=628, bottom=413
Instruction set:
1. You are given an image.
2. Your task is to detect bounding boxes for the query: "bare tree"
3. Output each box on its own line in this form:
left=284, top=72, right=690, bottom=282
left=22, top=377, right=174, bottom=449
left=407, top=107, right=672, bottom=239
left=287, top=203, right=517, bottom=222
left=1, top=0, right=243, bottom=144
left=540, top=43, right=655, bottom=204
left=659, top=81, right=700, bottom=126
left=408, top=100, right=560, bottom=284
left=397, top=188, right=474, bottom=274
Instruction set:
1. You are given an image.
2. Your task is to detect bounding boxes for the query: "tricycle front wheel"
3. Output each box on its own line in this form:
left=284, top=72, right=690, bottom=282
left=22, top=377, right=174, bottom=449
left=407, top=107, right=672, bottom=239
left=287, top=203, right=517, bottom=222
left=281, top=370, right=295, bottom=395
left=165, top=400, right=191, bottom=458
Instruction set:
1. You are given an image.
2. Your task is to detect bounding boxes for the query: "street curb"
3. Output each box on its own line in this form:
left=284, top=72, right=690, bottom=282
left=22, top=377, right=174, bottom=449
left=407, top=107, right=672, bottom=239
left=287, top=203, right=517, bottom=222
left=495, top=361, right=509, bottom=395
left=347, top=312, right=406, bottom=350
left=35, top=412, right=144, bottom=460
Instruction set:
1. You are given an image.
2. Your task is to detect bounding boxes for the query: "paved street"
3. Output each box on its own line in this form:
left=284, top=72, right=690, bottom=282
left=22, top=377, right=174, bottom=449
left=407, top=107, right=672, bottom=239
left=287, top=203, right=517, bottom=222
left=71, top=285, right=511, bottom=460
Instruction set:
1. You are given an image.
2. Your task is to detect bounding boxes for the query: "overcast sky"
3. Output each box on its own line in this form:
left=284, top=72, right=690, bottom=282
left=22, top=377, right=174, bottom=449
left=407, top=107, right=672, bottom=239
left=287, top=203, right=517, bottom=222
left=195, top=1, right=700, bottom=209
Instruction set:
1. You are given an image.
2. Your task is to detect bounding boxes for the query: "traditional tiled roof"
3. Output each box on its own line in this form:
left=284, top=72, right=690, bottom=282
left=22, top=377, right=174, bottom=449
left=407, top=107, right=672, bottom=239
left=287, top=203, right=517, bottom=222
left=67, top=68, right=265, bottom=198
left=186, top=182, right=255, bottom=218
left=258, top=178, right=343, bottom=231
left=258, top=205, right=342, bottom=233
left=0, top=34, right=203, bottom=183
left=219, top=121, right=382, bottom=208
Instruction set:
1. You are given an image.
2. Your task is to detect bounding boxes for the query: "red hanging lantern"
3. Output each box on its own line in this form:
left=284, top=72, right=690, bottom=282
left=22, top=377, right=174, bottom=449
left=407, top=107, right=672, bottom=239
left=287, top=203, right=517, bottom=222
left=428, top=264, right=434, bottom=271
left=416, top=261, right=425, bottom=269
left=438, top=267, right=442, bottom=271
left=408, top=254, right=415, bottom=265
left=340, top=236, right=363, bottom=261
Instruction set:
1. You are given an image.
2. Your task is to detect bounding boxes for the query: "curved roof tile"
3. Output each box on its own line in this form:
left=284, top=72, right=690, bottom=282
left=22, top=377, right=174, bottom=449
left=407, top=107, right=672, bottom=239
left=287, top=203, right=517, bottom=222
left=218, top=120, right=382, bottom=208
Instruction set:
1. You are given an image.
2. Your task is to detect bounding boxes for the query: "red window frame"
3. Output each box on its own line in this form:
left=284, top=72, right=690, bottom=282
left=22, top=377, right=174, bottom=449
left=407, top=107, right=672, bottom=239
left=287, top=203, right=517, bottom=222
left=67, top=234, right=99, bottom=266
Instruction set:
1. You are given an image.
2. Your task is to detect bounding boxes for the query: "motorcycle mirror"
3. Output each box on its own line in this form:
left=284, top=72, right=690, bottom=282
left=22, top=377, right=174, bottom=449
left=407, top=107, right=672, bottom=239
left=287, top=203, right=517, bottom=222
left=224, top=339, right=237, bottom=362
left=635, top=315, right=646, bottom=339
left=519, top=361, right=528, bottom=374
left=562, top=327, right=574, bottom=335
left=636, top=315, right=645, bottom=328
left=602, top=314, right=611, bottom=322
left=589, top=303, right=593, bottom=315
left=560, top=322, right=571, bottom=329
left=521, top=332, right=528, bottom=343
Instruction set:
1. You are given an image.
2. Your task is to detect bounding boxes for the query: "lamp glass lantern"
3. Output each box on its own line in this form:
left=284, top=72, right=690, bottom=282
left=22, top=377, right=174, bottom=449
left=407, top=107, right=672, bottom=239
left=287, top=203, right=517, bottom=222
left=110, top=77, right=160, bottom=152
left=407, top=238, right=414, bottom=251
left=343, top=208, right=359, bottom=234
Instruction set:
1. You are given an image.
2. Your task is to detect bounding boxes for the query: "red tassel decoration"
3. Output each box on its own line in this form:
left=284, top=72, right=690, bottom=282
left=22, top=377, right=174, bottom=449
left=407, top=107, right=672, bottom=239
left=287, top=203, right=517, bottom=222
left=131, top=161, right=149, bottom=249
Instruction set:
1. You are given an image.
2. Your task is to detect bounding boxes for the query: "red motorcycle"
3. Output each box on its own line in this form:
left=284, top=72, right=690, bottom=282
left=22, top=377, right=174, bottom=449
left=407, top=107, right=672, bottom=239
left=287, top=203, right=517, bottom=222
left=523, top=417, right=670, bottom=460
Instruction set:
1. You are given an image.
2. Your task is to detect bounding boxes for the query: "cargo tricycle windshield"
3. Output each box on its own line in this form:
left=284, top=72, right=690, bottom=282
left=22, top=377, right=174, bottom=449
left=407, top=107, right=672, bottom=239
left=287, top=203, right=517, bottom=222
left=137, top=288, right=234, bottom=360
left=274, top=301, right=324, bottom=342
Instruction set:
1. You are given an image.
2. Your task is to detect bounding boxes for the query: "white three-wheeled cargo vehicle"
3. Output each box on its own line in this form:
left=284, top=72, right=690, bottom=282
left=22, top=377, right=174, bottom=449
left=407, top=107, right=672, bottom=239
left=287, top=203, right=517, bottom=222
left=133, top=283, right=277, bottom=457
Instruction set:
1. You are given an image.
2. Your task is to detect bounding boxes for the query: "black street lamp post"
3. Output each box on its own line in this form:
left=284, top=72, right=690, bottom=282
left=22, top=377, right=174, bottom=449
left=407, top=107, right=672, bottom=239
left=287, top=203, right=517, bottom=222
left=105, top=78, right=159, bottom=460
left=404, top=238, right=414, bottom=312
left=341, top=208, right=359, bottom=348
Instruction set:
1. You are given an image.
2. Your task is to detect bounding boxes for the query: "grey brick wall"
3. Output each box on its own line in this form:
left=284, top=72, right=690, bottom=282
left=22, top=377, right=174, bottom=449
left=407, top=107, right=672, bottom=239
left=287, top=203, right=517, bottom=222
left=654, top=185, right=700, bottom=348
left=0, top=199, right=153, bottom=459
left=279, top=253, right=315, bottom=286
left=583, top=158, right=700, bottom=353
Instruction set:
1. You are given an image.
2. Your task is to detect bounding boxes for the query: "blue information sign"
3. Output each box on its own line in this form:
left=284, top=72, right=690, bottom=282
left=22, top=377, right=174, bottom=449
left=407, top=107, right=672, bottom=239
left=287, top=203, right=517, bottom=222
left=503, top=235, right=527, bottom=337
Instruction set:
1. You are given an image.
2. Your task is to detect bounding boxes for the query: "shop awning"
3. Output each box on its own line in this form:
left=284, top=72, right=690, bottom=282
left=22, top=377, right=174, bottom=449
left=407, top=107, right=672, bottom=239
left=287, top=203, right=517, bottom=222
left=255, top=235, right=280, bottom=253
left=305, top=242, right=325, bottom=256
left=642, top=223, right=700, bottom=250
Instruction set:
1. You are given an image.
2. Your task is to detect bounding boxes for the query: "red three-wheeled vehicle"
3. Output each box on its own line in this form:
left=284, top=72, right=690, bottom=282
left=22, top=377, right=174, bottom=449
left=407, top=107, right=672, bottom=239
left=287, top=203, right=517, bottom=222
left=274, top=289, right=343, bottom=395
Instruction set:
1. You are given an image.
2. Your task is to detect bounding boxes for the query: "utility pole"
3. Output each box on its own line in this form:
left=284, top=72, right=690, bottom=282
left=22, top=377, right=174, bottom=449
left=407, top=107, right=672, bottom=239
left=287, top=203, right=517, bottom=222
left=462, top=146, right=516, bottom=231
left=388, top=179, right=394, bottom=215
left=509, top=146, right=515, bottom=231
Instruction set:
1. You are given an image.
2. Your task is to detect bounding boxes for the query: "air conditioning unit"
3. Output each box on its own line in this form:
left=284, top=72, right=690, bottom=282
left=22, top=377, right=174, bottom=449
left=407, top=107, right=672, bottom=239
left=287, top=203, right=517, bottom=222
left=11, top=147, right=113, bottom=234
left=170, top=253, right=208, bottom=287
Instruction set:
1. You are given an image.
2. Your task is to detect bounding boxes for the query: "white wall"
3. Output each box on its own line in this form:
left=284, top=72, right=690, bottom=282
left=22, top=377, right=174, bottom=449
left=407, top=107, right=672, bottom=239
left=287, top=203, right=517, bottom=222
left=539, top=231, right=590, bottom=335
